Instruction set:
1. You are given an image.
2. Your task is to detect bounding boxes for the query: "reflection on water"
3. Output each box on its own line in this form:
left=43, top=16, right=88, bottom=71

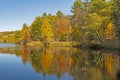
left=116, top=70, right=120, bottom=80
left=0, top=43, right=18, bottom=48
left=0, top=44, right=120, bottom=80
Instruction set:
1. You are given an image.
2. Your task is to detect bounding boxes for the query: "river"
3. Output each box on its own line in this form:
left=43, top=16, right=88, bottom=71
left=0, top=43, right=120, bottom=80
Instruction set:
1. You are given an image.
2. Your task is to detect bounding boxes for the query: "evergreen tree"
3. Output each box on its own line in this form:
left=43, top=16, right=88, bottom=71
left=56, top=10, right=64, bottom=18
left=30, top=17, right=43, bottom=41
left=112, top=0, right=120, bottom=40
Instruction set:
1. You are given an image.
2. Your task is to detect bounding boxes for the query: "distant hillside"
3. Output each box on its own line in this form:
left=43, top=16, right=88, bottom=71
left=0, top=30, right=21, bottom=43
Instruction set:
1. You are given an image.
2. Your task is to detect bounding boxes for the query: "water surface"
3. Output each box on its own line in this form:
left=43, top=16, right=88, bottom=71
left=0, top=44, right=120, bottom=80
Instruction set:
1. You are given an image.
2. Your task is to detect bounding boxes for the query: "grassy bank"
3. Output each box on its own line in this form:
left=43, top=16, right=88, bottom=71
left=102, top=39, right=120, bottom=49
left=72, top=40, right=120, bottom=50
left=25, top=40, right=120, bottom=50
left=27, top=41, right=77, bottom=47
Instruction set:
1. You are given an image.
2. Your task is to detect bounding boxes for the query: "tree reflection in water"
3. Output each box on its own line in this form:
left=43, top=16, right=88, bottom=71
left=0, top=46, right=120, bottom=80
left=116, top=70, right=120, bottom=80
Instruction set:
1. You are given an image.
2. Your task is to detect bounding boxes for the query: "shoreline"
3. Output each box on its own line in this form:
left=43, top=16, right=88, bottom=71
left=0, top=41, right=120, bottom=51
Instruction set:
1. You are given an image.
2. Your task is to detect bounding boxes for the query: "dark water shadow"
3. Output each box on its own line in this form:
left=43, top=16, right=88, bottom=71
left=116, top=70, right=120, bottom=80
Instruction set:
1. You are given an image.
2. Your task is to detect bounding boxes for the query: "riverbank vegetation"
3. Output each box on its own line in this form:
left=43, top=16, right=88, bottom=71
left=0, top=0, right=120, bottom=49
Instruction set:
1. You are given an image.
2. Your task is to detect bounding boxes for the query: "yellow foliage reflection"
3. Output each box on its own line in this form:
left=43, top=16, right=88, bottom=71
left=105, top=54, right=115, bottom=79
left=41, top=48, right=54, bottom=73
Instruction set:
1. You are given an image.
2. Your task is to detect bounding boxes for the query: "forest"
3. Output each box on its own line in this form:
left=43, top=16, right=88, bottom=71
left=0, top=0, right=120, bottom=49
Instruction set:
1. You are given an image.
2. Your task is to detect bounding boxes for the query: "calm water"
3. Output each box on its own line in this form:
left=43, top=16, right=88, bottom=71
left=0, top=43, right=120, bottom=80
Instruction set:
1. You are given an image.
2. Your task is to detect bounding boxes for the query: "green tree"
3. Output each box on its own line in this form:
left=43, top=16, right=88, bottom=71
left=71, top=0, right=84, bottom=27
left=30, top=16, right=43, bottom=41
left=84, top=13, right=102, bottom=43
left=14, top=30, right=21, bottom=43
left=47, top=14, right=58, bottom=39
left=112, top=0, right=120, bottom=40
left=56, top=10, right=64, bottom=18
left=71, top=0, right=89, bottom=42
left=42, top=12, right=47, bottom=17
left=71, top=25, right=82, bottom=41
left=90, top=0, right=112, bottom=40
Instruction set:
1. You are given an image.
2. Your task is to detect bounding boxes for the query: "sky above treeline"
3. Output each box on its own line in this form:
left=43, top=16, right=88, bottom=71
left=0, top=0, right=74, bottom=32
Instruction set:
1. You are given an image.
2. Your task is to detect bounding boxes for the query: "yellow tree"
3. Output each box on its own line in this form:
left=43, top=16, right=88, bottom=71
left=105, top=55, right=115, bottom=78
left=41, top=18, right=53, bottom=42
left=105, top=22, right=115, bottom=40
left=22, top=23, right=30, bottom=45
left=41, top=48, right=54, bottom=73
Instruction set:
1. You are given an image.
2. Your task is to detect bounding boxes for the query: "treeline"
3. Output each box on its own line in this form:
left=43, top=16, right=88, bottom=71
left=0, top=31, right=21, bottom=43
left=0, top=11, right=72, bottom=44
left=0, top=0, right=120, bottom=45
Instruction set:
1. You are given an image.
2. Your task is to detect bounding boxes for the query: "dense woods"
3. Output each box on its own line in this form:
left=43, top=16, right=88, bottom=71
left=0, top=0, right=120, bottom=48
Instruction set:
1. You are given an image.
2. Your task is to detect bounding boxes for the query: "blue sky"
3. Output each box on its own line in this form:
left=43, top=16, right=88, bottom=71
left=0, top=0, right=74, bottom=32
